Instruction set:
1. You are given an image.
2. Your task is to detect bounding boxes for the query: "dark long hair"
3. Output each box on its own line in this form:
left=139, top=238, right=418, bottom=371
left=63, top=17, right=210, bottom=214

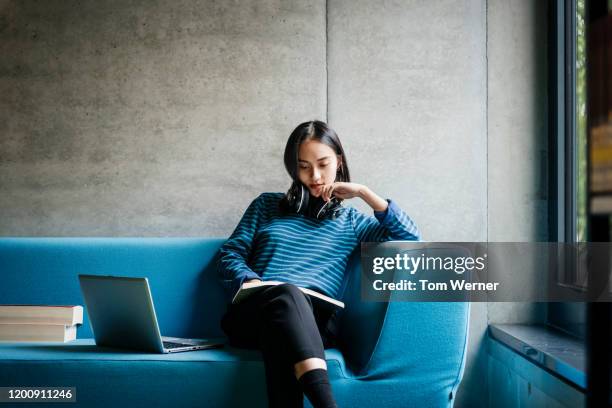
left=279, top=120, right=351, bottom=212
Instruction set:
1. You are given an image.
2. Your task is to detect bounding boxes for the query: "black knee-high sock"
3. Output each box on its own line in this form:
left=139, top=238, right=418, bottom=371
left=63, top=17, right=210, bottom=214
left=298, top=368, right=337, bottom=408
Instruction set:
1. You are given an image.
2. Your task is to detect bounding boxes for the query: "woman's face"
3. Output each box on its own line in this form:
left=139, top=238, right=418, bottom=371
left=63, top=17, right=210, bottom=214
left=297, top=139, right=340, bottom=198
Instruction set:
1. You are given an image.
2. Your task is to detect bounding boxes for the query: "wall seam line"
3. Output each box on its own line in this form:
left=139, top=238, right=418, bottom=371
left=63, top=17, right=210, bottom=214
left=485, top=0, right=490, bottom=333
left=485, top=0, right=489, bottom=245
left=325, top=0, right=329, bottom=123
left=485, top=0, right=491, bottom=403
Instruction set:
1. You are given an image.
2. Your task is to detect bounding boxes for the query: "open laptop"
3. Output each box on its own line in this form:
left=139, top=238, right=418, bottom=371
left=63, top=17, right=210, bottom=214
left=78, top=274, right=224, bottom=353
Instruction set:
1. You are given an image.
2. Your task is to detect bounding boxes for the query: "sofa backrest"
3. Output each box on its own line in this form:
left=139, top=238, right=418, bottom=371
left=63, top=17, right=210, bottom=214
left=0, top=238, right=227, bottom=339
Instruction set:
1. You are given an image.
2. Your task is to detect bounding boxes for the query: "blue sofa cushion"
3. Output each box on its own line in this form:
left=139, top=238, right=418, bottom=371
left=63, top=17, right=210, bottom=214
left=0, top=339, right=349, bottom=407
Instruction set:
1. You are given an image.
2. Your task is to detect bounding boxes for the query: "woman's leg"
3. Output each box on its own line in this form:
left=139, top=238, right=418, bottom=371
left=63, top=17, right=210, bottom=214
left=294, top=357, right=327, bottom=379
left=258, top=324, right=305, bottom=408
left=258, top=284, right=338, bottom=408
left=221, top=283, right=338, bottom=408
left=258, top=284, right=326, bottom=364
left=221, top=285, right=307, bottom=408
left=293, top=307, right=339, bottom=378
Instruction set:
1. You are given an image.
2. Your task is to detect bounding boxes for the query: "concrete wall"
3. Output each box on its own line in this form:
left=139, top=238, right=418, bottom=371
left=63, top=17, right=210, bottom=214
left=487, top=0, right=549, bottom=324
left=326, top=2, right=489, bottom=407
left=0, top=1, right=548, bottom=407
left=482, top=0, right=549, bottom=406
left=487, top=0, right=549, bottom=326
left=0, top=0, right=326, bottom=235
left=327, top=0, right=487, bottom=241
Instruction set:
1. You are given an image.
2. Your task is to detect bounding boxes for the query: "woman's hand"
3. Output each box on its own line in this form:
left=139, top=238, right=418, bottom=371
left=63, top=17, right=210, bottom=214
left=320, top=182, right=364, bottom=201
left=322, top=182, right=389, bottom=212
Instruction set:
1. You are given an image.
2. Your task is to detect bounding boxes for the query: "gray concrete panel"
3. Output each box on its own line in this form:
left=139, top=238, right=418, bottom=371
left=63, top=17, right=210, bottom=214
left=486, top=0, right=548, bottom=326
left=0, top=0, right=326, bottom=236
left=487, top=0, right=549, bottom=243
left=327, top=0, right=487, bottom=242
left=327, top=2, right=487, bottom=406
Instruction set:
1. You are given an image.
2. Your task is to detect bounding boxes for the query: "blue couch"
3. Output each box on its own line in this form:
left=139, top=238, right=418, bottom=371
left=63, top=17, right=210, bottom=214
left=0, top=238, right=469, bottom=407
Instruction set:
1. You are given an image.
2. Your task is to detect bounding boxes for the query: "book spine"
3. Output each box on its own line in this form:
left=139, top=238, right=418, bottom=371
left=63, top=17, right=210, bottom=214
left=0, top=324, right=77, bottom=342
left=0, top=306, right=83, bottom=325
left=0, top=317, right=80, bottom=325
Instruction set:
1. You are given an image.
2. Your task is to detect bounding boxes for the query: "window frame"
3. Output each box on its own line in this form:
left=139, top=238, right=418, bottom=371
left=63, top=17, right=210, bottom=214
left=547, top=0, right=587, bottom=339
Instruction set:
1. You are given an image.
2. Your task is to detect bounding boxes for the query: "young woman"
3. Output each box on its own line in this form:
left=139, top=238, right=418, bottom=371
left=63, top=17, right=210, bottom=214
left=218, top=120, right=420, bottom=408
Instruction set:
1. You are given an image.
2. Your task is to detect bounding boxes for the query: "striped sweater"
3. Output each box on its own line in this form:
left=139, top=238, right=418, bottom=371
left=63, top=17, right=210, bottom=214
left=218, top=192, right=420, bottom=301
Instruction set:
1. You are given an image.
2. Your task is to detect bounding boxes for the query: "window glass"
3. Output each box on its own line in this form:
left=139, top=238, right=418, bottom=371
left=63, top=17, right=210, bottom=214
left=576, top=0, right=587, bottom=243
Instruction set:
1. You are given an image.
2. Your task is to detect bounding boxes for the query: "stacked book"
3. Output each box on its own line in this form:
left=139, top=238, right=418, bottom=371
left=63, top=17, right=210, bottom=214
left=0, top=305, right=83, bottom=343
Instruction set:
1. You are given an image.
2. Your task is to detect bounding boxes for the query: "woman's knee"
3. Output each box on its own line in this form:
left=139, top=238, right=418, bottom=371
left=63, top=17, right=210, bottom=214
left=261, top=284, right=313, bottom=318
left=277, top=283, right=304, bottom=296
left=270, top=284, right=311, bottom=307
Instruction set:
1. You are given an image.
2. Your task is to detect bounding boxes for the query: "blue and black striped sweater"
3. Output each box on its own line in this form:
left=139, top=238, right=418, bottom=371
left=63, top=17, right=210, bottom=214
left=218, top=192, right=420, bottom=301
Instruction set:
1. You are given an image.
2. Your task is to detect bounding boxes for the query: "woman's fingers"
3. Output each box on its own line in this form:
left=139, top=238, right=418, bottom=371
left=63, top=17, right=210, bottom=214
left=326, top=185, right=334, bottom=201
left=323, top=184, right=336, bottom=201
left=319, top=185, right=328, bottom=201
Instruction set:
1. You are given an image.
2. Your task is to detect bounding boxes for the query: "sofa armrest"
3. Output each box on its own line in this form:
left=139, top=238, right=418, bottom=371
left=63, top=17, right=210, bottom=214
left=336, top=249, right=388, bottom=374
left=337, top=245, right=470, bottom=402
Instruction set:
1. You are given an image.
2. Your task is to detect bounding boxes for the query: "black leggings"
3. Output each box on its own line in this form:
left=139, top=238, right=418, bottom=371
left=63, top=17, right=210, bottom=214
left=220, top=283, right=338, bottom=408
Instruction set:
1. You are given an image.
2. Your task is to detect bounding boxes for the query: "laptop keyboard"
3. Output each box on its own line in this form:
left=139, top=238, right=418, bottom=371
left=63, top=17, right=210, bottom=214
left=163, top=341, right=188, bottom=349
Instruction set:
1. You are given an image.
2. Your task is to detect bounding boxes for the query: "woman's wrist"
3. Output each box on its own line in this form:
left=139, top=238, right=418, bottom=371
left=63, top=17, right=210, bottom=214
left=359, top=186, right=389, bottom=212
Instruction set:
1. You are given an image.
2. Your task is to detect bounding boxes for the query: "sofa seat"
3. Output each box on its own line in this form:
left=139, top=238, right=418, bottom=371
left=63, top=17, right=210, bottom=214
left=0, top=339, right=349, bottom=408
left=0, top=339, right=351, bottom=407
left=0, top=339, right=348, bottom=369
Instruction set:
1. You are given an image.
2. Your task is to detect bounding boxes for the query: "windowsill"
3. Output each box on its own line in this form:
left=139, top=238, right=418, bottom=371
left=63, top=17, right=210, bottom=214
left=488, top=324, right=586, bottom=390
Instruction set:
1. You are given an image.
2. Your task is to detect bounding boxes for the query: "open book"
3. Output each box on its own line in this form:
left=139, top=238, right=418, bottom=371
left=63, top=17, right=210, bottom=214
left=232, top=280, right=344, bottom=310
